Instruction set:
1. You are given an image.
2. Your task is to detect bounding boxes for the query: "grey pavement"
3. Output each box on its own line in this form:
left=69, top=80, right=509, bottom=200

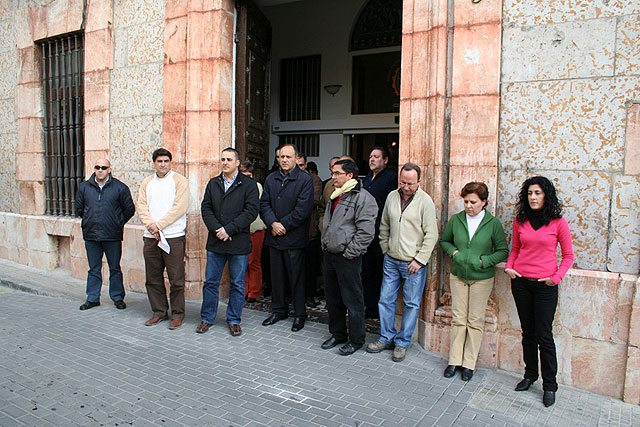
left=0, top=259, right=638, bottom=427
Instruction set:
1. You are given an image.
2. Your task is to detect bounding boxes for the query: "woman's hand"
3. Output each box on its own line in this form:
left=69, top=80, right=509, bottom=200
left=539, top=277, right=557, bottom=286
left=505, top=268, right=520, bottom=279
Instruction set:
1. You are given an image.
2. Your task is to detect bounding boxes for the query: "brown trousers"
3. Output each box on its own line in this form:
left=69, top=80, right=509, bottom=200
left=143, top=236, right=186, bottom=319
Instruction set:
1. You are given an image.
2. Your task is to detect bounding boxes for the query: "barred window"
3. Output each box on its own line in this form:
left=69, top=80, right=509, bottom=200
left=280, top=55, right=321, bottom=121
left=39, top=32, right=85, bottom=216
left=279, top=134, right=319, bottom=157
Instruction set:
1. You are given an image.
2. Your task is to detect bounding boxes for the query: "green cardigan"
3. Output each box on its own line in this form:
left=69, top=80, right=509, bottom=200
left=440, top=210, right=508, bottom=281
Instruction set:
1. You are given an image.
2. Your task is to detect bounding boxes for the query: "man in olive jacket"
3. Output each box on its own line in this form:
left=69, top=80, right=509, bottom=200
left=366, top=163, right=438, bottom=362
left=198, top=148, right=259, bottom=336
left=320, top=159, right=378, bottom=356
left=76, top=158, right=135, bottom=311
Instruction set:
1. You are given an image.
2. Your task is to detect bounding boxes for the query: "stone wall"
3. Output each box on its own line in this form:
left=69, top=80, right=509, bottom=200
left=0, top=4, right=18, bottom=213
left=497, top=1, right=640, bottom=274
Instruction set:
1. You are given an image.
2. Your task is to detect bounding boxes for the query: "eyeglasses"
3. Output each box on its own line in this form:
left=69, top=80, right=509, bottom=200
left=94, top=165, right=109, bottom=170
left=330, top=171, right=346, bottom=176
left=399, top=182, right=418, bottom=188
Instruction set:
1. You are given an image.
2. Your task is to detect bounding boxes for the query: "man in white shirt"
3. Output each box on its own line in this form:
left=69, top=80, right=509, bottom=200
left=137, top=148, right=189, bottom=329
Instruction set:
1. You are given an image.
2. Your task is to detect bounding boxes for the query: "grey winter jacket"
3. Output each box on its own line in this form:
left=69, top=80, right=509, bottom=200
left=320, top=182, right=378, bottom=259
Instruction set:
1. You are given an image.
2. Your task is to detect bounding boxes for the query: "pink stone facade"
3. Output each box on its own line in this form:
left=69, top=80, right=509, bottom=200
left=0, top=0, right=638, bottom=403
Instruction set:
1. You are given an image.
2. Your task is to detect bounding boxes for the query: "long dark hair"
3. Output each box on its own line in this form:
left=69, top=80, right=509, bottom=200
left=515, top=176, right=563, bottom=224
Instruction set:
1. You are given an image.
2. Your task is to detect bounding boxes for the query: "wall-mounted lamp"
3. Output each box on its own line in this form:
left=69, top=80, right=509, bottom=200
left=324, top=85, right=342, bottom=96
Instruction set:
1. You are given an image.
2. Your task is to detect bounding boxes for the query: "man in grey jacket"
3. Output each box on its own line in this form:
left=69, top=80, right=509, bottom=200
left=319, top=159, right=378, bottom=355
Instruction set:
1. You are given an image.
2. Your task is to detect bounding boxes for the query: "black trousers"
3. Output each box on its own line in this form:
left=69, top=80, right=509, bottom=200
left=361, top=236, right=383, bottom=316
left=269, top=247, right=306, bottom=318
left=322, top=252, right=365, bottom=346
left=304, top=238, right=321, bottom=298
left=511, top=276, right=559, bottom=392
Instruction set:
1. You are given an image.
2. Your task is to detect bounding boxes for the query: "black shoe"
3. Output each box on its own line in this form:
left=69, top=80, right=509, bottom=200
left=543, top=391, right=556, bottom=407
left=515, top=378, right=536, bottom=391
left=338, top=343, right=362, bottom=356
left=114, top=300, right=126, bottom=310
left=321, top=336, right=346, bottom=350
left=291, top=317, right=305, bottom=332
left=306, top=297, right=319, bottom=308
left=262, top=313, right=287, bottom=326
left=245, top=297, right=257, bottom=303
left=461, top=368, right=474, bottom=381
left=79, top=301, right=100, bottom=310
left=443, top=365, right=458, bottom=378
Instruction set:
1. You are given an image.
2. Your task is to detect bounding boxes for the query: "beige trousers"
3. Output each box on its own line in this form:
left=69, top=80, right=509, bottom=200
left=448, top=274, right=494, bottom=370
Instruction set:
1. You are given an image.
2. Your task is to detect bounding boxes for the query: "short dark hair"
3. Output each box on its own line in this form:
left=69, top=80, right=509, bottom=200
left=400, top=163, right=421, bottom=180
left=515, top=175, right=563, bottom=224
left=221, top=147, right=239, bottom=160
left=306, top=161, right=318, bottom=174
left=240, top=160, right=254, bottom=173
left=371, top=146, right=390, bottom=160
left=334, top=159, right=358, bottom=177
left=296, top=153, right=307, bottom=162
left=153, top=148, right=172, bottom=161
left=460, top=182, right=489, bottom=209
left=460, top=182, right=488, bottom=200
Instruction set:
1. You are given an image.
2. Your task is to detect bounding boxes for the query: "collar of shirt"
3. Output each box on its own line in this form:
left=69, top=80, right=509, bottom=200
left=95, top=176, right=109, bottom=190
left=397, top=187, right=416, bottom=212
left=223, top=171, right=239, bottom=192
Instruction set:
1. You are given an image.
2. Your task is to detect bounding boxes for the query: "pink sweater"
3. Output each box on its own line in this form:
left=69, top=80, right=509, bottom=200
left=505, top=217, right=574, bottom=284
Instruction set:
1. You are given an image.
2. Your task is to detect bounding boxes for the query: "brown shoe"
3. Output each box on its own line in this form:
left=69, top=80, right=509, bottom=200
left=168, top=318, right=183, bottom=330
left=196, top=321, right=211, bottom=334
left=144, top=315, right=168, bottom=326
left=228, top=324, right=242, bottom=337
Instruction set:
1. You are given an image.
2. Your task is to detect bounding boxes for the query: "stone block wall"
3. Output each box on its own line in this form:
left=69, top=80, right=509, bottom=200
left=0, top=4, right=18, bottom=213
left=110, top=0, right=165, bottom=212
left=498, top=1, right=640, bottom=274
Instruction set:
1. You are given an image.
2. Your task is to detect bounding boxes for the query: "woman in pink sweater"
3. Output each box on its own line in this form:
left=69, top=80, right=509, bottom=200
left=505, top=176, right=574, bottom=408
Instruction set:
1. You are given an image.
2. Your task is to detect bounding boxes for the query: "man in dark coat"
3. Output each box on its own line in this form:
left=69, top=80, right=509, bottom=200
left=260, top=144, right=314, bottom=332
left=198, top=147, right=260, bottom=336
left=75, top=158, right=135, bottom=310
left=361, top=147, right=397, bottom=319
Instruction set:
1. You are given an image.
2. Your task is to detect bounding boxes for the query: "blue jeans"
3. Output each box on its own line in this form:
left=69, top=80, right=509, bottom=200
left=378, top=254, right=428, bottom=348
left=85, top=240, right=124, bottom=303
left=200, top=251, right=248, bottom=325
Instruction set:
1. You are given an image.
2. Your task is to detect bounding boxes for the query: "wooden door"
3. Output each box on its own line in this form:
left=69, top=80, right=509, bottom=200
left=235, top=0, right=272, bottom=182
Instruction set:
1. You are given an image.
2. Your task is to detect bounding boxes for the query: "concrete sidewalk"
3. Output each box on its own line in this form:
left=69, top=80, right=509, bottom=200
left=0, top=259, right=638, bottom=426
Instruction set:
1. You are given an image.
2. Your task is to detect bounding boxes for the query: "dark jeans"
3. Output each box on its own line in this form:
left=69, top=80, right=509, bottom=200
left=85, top=240, right=124, bottom=303
left=143, top=236, right=186, bottom=319
left=361, top=236, right=383, bottom=316
left=511, top=276, right=559, bottom=391
left=269, top=247, right=306, bottom=318
left=305, top=238, right=321, bottom=298
left=322, top=252, right=365, bottom=346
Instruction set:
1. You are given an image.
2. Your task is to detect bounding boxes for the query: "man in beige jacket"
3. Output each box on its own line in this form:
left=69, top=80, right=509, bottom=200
left=137, top=148, right=189, bottom=329
left=366, top=163, right=438, bottom=362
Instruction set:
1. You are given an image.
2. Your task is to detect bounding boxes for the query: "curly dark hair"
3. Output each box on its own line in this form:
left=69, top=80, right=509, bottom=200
left=515, top=176, right=563, bottom=224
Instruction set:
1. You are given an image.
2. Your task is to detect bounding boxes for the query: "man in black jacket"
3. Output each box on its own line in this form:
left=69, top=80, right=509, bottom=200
left=75, top=159, right=135, bottom=310
left=260, top=144, right=314, bottom=332
left=198, top=148, right=260, bottom=336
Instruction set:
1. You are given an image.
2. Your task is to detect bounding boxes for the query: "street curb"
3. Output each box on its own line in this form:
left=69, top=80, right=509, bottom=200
left=0, top=278, right=64, bottom=298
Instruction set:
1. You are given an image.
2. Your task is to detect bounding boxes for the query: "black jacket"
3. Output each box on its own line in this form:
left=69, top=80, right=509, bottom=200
left=260, top=166, right=314, bottom=250
left=201, top=172, right=260, bottom=255
left=75, top=174, right=135, bottom=241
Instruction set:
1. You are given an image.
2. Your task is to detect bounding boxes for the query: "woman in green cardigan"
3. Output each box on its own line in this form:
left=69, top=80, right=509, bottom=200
left=440, top=182, right=508, bottom=381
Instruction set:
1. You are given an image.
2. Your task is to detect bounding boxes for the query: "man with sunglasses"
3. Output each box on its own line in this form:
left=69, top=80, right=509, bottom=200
left=76, top=159, right=135, bottom=310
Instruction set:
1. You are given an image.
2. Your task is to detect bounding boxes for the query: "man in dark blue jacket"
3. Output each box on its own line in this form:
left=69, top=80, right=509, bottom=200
left=260, top=144, right=314, bottom=332
left=75, top=159, right=135, bottom=310
left=197, top=147, right=259, bottom=337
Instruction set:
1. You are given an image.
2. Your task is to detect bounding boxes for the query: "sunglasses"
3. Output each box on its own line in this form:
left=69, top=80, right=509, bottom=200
left=94, top=165, right=109, bottom=170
